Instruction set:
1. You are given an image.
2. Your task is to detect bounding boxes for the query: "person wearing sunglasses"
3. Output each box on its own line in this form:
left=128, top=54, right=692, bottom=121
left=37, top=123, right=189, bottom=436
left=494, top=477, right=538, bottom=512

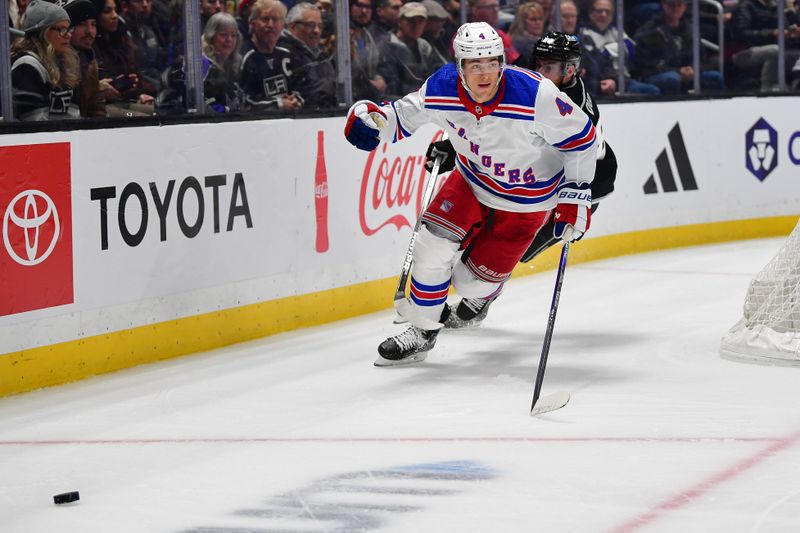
left=10, top=0, right=81, bottom=120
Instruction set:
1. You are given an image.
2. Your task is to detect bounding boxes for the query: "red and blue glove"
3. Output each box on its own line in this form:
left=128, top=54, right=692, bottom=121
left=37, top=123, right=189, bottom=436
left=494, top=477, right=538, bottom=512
left=344, top=100, right=387, bottom=152
left=553, top=182, right=592, bottom=242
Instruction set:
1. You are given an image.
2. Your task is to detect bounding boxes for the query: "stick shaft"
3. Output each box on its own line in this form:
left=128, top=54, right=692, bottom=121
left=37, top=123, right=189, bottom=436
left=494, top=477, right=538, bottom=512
left=394, top=157, right=443, bottom=301
left=530, top=241, right=570, bottom=412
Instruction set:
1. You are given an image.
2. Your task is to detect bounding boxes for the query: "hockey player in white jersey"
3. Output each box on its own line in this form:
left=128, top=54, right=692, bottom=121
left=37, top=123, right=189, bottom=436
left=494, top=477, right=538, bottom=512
left=435, top=31, right=619, bottom=329
left=344, top=22, right=597, bottom=366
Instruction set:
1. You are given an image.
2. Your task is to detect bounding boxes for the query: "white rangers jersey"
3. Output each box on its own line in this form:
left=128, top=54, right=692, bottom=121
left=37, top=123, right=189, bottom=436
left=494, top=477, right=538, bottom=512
left=375, top=64, right=597, bottom=213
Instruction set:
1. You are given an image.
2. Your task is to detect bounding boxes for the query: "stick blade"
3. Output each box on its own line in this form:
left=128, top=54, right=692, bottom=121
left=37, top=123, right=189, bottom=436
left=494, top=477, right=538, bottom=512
left=530, top=391, right=570, bottom=416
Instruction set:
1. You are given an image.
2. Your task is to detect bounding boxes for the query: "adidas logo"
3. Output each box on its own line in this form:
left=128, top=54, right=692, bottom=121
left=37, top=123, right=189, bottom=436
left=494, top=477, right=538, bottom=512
left=643, top=123, right=698, bottom=194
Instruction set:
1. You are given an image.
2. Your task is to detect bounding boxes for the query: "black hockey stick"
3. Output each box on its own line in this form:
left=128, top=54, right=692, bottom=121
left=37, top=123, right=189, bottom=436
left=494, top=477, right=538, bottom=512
left=530, top=241, right=572, bottom=416
left=392, top=156, right=444, bottom=324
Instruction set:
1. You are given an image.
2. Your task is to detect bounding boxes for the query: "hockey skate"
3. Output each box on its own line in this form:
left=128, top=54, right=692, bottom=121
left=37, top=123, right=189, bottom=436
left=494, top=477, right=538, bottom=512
left=443, top=295, right=497, bottom=329
left=375, top=326, right=439, bottom=367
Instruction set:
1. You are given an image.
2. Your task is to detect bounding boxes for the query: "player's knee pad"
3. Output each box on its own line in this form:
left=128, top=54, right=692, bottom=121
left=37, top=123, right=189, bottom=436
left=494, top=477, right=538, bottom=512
left=451, top=261, right=502, bottom=299
left=413, top=224, right=460, bottom=272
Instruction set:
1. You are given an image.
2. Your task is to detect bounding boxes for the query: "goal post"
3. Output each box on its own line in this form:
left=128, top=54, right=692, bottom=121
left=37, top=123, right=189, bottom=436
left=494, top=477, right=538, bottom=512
left=720, top=217, right=800, bottom=366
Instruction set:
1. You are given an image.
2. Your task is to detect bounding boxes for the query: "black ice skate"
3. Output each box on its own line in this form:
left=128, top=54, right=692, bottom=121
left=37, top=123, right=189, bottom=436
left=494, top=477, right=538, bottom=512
left=443, top=295, right=497, bottom=329
left=375, top=326, right=439, bottom=367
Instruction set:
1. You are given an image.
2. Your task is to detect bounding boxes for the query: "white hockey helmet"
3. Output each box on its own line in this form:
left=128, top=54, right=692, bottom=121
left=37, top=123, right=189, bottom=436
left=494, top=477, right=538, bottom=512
left=453, top=22, right=505, bottom=62
left=453, top=22, right=506, bottom=93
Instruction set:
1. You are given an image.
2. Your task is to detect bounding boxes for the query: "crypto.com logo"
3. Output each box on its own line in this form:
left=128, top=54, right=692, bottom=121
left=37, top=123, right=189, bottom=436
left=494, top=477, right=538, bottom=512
left=3, top=189, right=60, bottom=266
left=745, top=118, right=778, bottom=181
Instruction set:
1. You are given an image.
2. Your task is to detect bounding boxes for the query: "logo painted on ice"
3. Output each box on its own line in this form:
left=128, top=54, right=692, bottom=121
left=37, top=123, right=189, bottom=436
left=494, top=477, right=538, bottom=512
left=2, top=189, right=60, bottom=266
left=745, top=118, right=778, bottom=182
left=358, top=130, right=446, bottom=236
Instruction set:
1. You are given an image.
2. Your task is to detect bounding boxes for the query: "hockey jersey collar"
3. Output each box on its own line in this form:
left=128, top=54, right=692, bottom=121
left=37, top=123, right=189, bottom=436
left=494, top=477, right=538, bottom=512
left=456, top=76, right=506, bottom=120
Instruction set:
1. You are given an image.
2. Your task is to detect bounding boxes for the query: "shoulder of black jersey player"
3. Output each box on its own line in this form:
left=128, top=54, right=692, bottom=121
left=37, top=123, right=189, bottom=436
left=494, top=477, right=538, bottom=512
left=560, top=76, right=617, bottom=201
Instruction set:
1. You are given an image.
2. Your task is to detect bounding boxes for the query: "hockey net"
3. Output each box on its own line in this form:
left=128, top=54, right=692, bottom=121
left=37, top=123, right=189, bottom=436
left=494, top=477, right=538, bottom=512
left=720, top=218, right=800, bottom=366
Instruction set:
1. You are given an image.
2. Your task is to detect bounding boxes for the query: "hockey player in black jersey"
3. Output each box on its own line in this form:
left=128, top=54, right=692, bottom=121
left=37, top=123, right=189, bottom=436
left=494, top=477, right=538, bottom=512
left=428, top=31, right=618, bottom=328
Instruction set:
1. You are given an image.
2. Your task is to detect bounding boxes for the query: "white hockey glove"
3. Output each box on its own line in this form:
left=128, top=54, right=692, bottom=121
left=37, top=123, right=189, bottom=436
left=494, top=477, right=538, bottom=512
left=553, top=183, right=592, bottom=242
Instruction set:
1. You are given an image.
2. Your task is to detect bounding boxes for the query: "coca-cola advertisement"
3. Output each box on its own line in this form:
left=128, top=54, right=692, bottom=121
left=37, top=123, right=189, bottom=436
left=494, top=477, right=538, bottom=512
left=358, top=129, right=446, bottom=237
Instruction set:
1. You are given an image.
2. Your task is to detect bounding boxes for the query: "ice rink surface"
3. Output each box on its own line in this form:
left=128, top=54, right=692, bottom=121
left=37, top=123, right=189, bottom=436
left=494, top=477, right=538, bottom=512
left=3, top=238, right=800, bottom=533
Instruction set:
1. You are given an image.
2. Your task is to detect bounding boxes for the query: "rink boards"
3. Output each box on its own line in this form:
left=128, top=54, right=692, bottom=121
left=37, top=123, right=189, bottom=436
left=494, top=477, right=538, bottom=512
left=0, top=95, right=798, bottom=396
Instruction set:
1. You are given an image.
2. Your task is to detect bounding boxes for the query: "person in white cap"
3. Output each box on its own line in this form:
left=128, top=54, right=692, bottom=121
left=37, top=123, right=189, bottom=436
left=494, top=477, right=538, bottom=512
left=10, top=0, right=81, bottom=120
left=378, top=1, right=445, bottom=97
left=344, top=21, right=597, bottom=366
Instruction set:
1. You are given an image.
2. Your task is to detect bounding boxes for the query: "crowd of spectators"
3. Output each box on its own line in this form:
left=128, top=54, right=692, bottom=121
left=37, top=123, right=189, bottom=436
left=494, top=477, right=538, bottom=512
left=4, top=0, right=800, bottom=121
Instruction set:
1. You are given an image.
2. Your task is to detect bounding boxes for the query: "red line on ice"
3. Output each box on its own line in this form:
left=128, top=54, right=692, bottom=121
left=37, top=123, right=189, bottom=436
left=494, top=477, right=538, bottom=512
left=609, top=431, right=800, bottom=533
left=0, top=436, right=787, bottom=445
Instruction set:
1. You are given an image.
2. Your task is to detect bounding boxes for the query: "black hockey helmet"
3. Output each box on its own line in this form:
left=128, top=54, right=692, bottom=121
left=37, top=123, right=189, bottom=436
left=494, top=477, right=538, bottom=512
left=532, top=32, right=582, bottom=67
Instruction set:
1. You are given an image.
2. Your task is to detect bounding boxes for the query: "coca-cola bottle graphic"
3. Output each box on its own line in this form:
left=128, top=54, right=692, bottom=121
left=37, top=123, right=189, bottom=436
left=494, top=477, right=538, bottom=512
left=314, top=130, right=329, bottom=253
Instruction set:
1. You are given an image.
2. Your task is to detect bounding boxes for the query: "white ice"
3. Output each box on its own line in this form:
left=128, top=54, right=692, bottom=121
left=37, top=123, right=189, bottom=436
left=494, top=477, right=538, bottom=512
left=2, top=238, right=800, bottom=533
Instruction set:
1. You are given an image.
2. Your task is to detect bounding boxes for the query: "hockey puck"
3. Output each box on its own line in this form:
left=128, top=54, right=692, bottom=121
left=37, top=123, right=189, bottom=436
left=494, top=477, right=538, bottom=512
left=53, top=491, right=80, bottom=505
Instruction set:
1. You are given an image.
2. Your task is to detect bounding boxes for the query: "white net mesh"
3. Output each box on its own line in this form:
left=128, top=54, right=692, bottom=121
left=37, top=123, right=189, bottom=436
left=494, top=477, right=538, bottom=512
left=720, top=218, right=800, bottom=366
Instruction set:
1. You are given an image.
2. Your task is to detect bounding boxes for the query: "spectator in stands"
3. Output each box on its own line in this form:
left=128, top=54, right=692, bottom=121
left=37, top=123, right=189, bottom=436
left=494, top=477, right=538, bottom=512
left=509, top=1, right=546, bottom=59
left=200, top=0, right=223, bottom=29
left=65, top=0, right=107, bottom=117
left=537, top=0, right=553, bottom=29
left=278, top=2, right=337, bottom=108
left=633, top=0, right=724, bottom=94
left=10, top=0, right=81, bottom=120
left=94, top=0, right=156, bottom=115
left=559, top=0, right=579, bottom=34
left=201, top=11, right=244, bottom=111
left=316, top=0, right=335, bottom=56
left=119, top=0, right=162, bottom=92
left=350, top=0, right=387, bottom=100
left=236, top=0, right=254, bottom=43
left=378, top=1, right=445, bottom=97
left=730, top=0, right=800, bottom=91
left=469, top=0, right=520, bottom=62
left=421, top=0, right=453, bottom=64
left=582, top=0, right=660, bottom=94
left=368, top=0, right=403, bottom=49
left=580, top=34, right=618, bottom=95
left=240, top=0, right=303, bottom=109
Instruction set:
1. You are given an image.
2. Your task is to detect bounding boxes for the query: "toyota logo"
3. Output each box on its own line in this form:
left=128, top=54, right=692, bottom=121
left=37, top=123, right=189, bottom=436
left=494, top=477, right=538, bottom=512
left=3, top=189, right=61, bottom=266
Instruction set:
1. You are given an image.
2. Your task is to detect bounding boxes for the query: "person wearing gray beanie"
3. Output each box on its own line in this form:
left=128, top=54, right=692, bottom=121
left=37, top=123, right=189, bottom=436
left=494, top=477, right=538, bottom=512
left=21, top=0, right=70, bottom=34
left=11, top=0, right=81, bottom=120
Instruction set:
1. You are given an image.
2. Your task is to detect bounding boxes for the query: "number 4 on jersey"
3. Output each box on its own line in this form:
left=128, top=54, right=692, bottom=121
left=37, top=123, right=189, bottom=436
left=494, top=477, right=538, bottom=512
left=555, top=97, right=573, bottom=116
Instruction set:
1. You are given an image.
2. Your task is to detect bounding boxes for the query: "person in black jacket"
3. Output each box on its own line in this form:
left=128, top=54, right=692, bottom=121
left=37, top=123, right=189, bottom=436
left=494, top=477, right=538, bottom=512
left=632, top=0, right=723, bottom=95
left=729, top=0, right=800, bottom=91
left=426, top=32, right=618, bottom=328
left=11, top=0, right=81, bottom=120
left=277, top=2, right=337, bottom=109
left=240, top=0, right=303, bottom=110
